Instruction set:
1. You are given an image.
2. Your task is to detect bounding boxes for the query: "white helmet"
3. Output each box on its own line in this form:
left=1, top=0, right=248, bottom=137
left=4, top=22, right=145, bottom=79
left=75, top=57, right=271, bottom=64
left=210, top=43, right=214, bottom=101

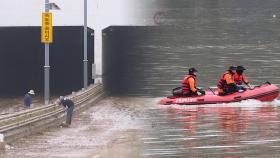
left=28, top=90, right=35, bottom=95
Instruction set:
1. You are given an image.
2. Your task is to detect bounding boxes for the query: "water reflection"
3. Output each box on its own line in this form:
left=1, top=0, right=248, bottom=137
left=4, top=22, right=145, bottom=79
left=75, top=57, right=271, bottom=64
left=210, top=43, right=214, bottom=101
left=164, top=105, right=278, bottom=134
left=143, top=103, right=280, bottom=157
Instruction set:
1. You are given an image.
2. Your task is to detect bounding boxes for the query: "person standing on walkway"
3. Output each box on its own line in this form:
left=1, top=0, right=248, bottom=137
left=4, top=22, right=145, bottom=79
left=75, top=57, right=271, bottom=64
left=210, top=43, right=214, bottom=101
left=23, top=90, right=35, bottom=109
left=58, top=96, right=75, bottom=127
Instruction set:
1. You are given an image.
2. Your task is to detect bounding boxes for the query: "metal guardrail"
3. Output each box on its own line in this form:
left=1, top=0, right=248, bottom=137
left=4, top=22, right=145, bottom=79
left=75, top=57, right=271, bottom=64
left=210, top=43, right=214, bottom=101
left=0, top=83, right=104, bottom=135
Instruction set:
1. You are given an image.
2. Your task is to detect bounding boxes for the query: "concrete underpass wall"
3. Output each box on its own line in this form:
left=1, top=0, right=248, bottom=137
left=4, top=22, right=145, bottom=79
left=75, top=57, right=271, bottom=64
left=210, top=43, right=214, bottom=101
left=103, top=0, right=280, bottom=97
left=0, top=26, right=94, bottom=96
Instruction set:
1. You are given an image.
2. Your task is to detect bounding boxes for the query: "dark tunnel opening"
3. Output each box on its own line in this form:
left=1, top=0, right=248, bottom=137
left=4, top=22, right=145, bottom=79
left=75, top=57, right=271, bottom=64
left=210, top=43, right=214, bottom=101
left=0, top=26, right=94, bottom=97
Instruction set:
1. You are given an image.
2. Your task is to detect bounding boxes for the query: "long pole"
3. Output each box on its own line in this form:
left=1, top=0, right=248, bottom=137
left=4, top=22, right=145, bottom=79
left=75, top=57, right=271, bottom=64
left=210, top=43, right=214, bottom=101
left=44, top=0, right=50, bottom=105
left=83, top=0, right=88, bottom=89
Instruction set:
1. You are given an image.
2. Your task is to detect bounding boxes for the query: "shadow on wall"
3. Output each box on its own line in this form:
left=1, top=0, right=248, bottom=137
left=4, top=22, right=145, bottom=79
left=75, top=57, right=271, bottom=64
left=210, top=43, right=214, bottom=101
left=0, top=26, right=94, bottom=96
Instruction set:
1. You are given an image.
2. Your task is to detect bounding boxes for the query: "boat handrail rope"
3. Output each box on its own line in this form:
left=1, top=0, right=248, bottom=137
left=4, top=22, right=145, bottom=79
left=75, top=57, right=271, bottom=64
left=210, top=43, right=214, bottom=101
left=208, top=87, right=216, bottom=95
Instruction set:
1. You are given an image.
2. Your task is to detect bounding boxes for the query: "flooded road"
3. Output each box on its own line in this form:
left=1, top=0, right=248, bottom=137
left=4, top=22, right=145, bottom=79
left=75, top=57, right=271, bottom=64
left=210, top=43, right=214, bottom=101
left=1, top=0, right=280, bottom=157
left=1, top=97, right=147, bottom=158
left=2, top=97, right=280, bottom=157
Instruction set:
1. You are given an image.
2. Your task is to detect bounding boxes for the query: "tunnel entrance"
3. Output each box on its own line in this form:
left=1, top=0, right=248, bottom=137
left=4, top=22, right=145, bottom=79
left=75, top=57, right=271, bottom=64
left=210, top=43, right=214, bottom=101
left=0, top=26, right=94, bottom=97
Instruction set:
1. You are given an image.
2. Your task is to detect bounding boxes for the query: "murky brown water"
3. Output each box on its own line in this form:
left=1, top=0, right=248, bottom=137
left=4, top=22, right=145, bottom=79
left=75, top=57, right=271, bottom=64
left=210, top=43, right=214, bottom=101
left=143, top=100, right=280, bottom=157
left=103, top=0, right=280, bottom=97
left=2, top=0, right=280, bottom=157
left=2, top=97, right=280, bottom=157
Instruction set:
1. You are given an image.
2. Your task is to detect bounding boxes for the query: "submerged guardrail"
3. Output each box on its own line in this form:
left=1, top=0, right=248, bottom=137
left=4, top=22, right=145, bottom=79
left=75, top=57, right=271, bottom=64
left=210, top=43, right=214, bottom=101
left=0, top=83, right=105, bottom=143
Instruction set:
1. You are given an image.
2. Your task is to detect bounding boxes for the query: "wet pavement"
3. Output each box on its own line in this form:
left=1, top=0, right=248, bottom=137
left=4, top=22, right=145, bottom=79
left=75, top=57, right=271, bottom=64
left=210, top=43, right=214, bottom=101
left=1, top=97, right=147, bottom=158
left=1, top=97, right=280, bottom=157
left=0, top=96, right=58, bottom=115
left=0, top=96, right=46, bottom=115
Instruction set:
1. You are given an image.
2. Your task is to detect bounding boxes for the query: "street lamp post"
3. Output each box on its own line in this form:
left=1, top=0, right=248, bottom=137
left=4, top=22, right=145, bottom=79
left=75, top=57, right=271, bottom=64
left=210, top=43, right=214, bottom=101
left=83, top=0, right=88, bottom=89
left=44, top=0, right=50, bottom=105
left=42, top=1, right=60, bottom=105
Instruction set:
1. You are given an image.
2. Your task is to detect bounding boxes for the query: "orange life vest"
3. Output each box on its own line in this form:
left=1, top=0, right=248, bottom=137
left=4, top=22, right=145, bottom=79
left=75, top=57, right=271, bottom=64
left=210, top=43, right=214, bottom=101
left=182, top=75, right=197, bottom=94
left=234, top=73, right=249, bottom=85
left=217, top=71, right=234, bottom=92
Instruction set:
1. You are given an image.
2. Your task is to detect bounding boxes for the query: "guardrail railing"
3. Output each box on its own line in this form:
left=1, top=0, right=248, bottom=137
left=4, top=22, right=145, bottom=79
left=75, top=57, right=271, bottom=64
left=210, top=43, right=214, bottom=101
left=0, top=83, right=104, bottom=137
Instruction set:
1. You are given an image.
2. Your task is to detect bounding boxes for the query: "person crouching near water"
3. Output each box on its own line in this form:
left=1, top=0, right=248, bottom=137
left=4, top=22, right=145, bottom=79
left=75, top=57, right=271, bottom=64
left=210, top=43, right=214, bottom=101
left=234, top=65, right=253, bottom=90
left=217, top=66, right=239, bottom=96
left=182, top=67, right=205, bottom=96
left=57, top=96, right=75, bottom=127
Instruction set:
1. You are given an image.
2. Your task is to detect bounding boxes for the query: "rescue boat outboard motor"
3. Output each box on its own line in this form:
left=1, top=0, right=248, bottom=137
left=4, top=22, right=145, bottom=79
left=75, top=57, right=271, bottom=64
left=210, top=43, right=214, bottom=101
left=172, top=87, right=182, bottom=96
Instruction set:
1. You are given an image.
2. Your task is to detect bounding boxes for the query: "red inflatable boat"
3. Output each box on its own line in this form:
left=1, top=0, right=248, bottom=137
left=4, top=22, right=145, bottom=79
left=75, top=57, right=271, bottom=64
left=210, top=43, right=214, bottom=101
left=159, top=82, right=279, bottom=105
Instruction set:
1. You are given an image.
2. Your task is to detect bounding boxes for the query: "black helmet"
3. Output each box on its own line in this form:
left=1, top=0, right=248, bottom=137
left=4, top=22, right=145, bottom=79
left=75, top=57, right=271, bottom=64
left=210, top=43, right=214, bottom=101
left=228, top=66, right=236, bottom=75
left=228, top=66, right=236, bottom=71
left=236, top=65, right=246, bottom=71
left=189, top=67, right=198, bottom=74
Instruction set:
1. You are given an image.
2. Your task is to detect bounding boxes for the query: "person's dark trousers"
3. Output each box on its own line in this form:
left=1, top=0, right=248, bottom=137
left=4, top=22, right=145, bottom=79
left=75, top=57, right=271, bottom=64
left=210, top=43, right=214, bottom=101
left=66, top=106, right=74, bottom=125
left=223, top=84, right=239, bottom=95
left=183, top=91, right=198, bottom=97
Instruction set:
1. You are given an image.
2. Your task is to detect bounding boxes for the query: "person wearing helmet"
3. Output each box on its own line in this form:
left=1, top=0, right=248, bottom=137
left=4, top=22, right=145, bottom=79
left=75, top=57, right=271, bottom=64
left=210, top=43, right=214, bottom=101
left=182, top=67, right=205, bottom=96
left=234, top=65, right=252, bottom=89
left=57, top=96, right=75, bottom=127
left=217, top=66, right=238, bottom=96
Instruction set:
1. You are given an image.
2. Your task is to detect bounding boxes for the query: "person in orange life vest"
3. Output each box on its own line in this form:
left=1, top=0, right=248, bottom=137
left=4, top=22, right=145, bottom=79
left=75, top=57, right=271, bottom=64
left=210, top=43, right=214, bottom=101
left=234, top=65, right=253, bottom=89
left=182, top=68, right=205, bottom=96
left=217, top=66, right=238, bottom=96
